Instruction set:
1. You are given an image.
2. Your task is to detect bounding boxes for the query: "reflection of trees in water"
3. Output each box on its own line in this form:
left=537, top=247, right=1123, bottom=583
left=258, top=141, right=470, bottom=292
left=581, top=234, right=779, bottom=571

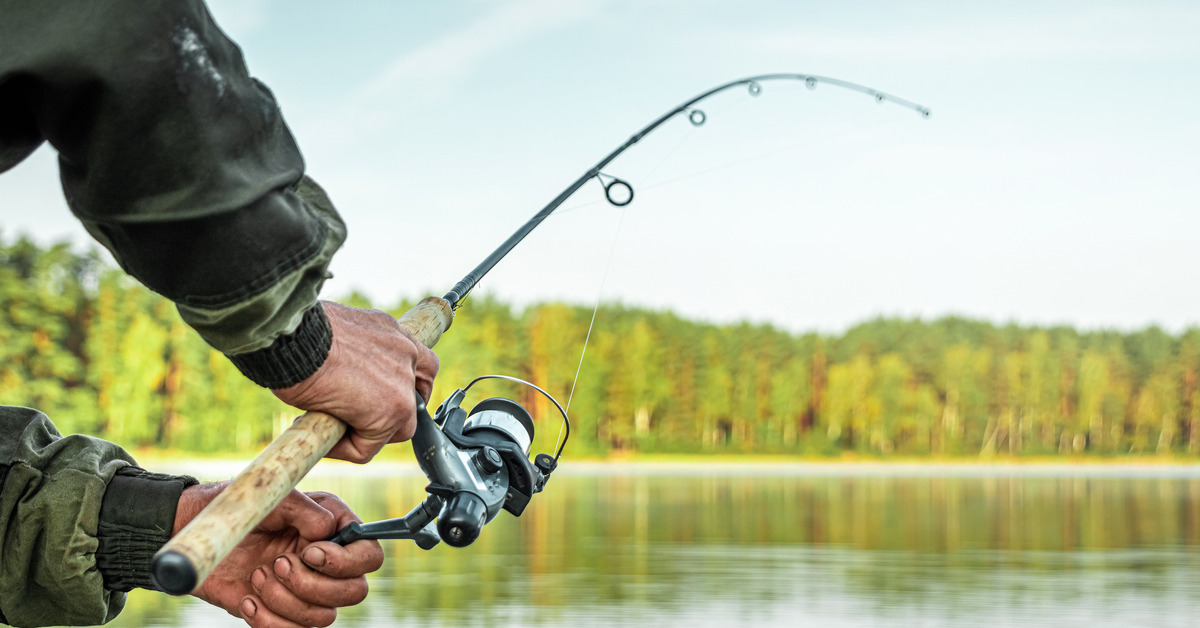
left=338, top=475, right=1200, bottom=625
left=110, top=473, right=1200, bottom=626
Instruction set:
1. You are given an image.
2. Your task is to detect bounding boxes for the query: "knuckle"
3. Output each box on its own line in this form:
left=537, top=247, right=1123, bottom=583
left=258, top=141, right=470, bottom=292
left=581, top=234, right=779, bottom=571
left=315, top=508, right=336, bottom=532
left=387, top=394, right=412, bottom=417
left=296, top=607, right=336, bottom=628
left=393, top=417, right=417, bottom=442
left=367, top=545, right=385, bottom=572
left=334, top=445, right=369, bottom=465
left=345, top=577, right=370, bottom=606
left=259, top=578, right=289, bottom=606
left=348, top=541, right=385, bottom=574
left=280, top=489, right=306, bottom=507
left=308, top=492, right=348, bottom=515
left=345, top=436, right=379, bottom=464
left=263, top=581, right=333, bottom=627
left=313, top=609, right=339, bottom=628
left=367, top=308, right=395, bottom=325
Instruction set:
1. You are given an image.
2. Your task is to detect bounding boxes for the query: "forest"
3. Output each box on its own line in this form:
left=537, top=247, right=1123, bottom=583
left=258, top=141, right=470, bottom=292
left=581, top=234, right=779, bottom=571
left=3, top=234, right=1199, bottom=458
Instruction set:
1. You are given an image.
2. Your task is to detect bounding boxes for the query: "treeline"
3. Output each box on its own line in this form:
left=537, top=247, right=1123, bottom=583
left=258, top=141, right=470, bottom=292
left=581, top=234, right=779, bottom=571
left=0, top=236, right=288, bottom=451
left=3, top=234, right=1199, bottom=457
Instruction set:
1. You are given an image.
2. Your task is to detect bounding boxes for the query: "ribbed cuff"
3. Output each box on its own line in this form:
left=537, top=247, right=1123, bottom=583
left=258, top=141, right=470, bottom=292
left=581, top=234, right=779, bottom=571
left=97, top=467, right=199, bottom=592
left=226, top=303, right=333, bottom=389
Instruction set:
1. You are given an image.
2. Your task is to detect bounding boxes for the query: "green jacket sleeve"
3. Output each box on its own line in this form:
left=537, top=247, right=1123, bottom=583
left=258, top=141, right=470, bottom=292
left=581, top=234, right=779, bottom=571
left=0, top=407, right=196, bottom=627
left=0, top=0, right=347, bottom=388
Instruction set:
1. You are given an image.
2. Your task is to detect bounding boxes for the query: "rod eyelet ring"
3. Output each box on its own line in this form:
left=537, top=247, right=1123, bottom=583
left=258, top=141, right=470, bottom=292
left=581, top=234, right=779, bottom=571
left=805, top=77, right=818, bottom=90
left=604, top=179, right=634, bottom=206
left=688, top=109, right=706, bottom=126
left=748, top=81, right=762, bottom=96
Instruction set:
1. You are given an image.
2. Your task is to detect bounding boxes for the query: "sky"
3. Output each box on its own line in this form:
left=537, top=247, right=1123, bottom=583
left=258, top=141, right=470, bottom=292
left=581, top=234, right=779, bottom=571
left=2, top=0, right=1198, bottom=334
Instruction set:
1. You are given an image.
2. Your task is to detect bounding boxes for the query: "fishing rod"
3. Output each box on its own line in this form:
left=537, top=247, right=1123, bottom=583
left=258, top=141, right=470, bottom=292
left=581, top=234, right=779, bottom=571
left=151, top=73, right=930, bottom=594
left=443, top=73, right=930, bottom=308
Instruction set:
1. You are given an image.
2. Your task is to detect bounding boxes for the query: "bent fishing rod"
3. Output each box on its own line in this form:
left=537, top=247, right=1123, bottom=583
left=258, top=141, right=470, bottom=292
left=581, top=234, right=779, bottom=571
left=151, top=73, right=930, bottom=595
left=442, top=73, right=929, bottom=307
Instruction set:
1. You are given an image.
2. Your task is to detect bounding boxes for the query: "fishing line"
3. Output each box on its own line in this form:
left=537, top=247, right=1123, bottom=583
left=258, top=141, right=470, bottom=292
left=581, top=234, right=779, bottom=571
left=634, top=94, right=749, bottom=184
left=564, top=202, right=628, bottom=416
left=554, top=98, right=755, bottom=428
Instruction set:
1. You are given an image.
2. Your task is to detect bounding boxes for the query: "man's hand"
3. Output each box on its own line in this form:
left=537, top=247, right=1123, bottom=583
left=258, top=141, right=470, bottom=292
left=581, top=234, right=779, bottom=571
left=176, top=482, right=383, bottom=628
left=274, top=301, right=439, bottom=463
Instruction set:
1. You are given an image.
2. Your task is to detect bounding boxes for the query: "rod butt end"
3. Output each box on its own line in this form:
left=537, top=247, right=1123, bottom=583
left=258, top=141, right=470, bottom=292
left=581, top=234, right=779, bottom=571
left=151, top=550, right=198, bottom=595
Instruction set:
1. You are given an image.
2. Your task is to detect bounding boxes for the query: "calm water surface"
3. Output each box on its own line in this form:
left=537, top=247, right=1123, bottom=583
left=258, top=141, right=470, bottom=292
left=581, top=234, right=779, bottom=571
left=109, top=465, right=1200, bottom=627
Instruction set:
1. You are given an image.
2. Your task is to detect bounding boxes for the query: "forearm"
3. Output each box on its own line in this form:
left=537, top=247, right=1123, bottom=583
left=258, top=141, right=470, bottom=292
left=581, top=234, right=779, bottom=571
left=114, top=176, right=346, bottom=388
left=96, top=468, right=198, bottom=592
left=1, top=0, right=347, bottom=388
left=0, top=407, right=195, bottom=627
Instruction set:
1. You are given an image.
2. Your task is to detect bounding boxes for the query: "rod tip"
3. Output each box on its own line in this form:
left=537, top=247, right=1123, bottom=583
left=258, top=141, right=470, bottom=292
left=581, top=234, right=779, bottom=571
left=151, top=550, right=198, bottom=595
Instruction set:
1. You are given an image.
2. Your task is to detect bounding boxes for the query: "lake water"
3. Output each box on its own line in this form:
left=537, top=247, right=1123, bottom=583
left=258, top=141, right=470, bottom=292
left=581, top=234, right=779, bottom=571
left=109, top=464, right=1200, bottom=627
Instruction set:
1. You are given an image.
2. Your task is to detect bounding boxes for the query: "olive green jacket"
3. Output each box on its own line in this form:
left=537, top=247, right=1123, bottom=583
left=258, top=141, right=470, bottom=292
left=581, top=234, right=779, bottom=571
left=0, top=408, right=196, bottom=627
left=1, top=0, right=349, bottom=624
left=0, top=0, right=346, bottom=383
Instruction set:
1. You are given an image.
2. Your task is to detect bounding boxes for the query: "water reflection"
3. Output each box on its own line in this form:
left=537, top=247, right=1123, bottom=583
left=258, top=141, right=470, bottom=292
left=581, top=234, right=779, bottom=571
left=109, top=468, right=1200, bottom=627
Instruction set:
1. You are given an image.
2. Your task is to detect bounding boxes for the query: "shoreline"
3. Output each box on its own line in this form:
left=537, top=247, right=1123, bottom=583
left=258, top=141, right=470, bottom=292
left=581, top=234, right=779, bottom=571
left=135, top=453, right=1200, bottom=480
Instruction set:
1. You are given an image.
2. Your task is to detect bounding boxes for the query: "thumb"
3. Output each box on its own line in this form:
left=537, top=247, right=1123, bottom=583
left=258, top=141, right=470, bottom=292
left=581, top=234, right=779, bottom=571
left=256, top=490, right=337, bottom=541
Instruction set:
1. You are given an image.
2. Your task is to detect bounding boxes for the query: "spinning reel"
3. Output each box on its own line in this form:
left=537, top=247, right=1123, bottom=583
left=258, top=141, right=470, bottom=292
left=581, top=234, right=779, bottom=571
left=330, top=375, right=569, bottom=549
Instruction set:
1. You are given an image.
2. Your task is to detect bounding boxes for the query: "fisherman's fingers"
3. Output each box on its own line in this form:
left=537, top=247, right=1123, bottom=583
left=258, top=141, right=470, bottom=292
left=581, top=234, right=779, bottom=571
left=272, top=551, right=370, bottom=607
left=256, top=490, right=337, bottom=541
left=246, top=557, right=341, bottom=627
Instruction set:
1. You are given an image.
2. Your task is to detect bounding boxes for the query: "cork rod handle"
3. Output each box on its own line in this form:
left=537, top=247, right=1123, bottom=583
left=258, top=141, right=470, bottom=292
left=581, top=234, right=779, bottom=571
left=151, top=297, right=454, bottom=595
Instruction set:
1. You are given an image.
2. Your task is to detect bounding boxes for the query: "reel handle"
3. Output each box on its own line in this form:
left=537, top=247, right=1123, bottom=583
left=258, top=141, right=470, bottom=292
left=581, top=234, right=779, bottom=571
left=330, top=494, right=443, bottom=550
left=151, top=297, right=453, bottom=595
left=437, top=492, right=487, bottom=547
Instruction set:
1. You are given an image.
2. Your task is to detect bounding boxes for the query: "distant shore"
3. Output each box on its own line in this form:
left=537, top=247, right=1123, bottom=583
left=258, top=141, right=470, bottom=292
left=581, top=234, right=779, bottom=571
left=134, top=452, right=1200, bottom=481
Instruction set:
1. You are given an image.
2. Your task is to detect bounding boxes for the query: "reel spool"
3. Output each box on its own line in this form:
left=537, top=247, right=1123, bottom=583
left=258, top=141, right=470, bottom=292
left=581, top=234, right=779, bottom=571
left=330, top=375, right=569, bottom=549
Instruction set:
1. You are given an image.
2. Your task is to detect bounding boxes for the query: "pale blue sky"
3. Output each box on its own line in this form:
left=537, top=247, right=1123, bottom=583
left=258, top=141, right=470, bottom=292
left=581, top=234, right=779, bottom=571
left=2, top=0, right=1197, bottom=333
